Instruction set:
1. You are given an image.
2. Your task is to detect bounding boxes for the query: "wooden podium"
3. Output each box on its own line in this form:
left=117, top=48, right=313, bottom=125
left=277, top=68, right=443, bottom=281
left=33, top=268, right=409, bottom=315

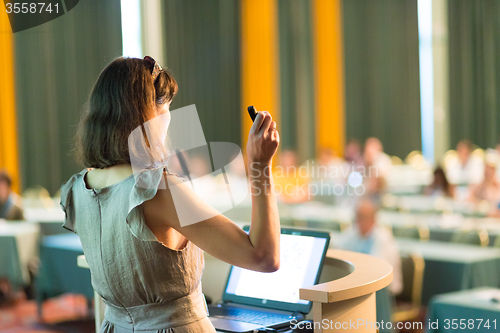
left=299, top=249, right=393, bottom=333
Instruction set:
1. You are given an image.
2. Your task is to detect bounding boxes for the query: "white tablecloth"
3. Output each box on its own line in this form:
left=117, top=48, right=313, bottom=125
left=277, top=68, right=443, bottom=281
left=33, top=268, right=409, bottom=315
left=24, top=207, right=65, bottom=222
left=0, top=221, right=40, bottom=285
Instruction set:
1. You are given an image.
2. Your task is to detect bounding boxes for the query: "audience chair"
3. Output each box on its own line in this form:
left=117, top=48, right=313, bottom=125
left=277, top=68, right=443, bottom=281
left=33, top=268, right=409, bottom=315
left=311, top=193, right=337, bottom=205
left=390, top=156, right=403, bottom=165
left=392, top=252, right=425, bottom=323
left=404, top=150, right=422, bottom=164
left=451, top=228, right=489, bottom=247
left=293, top=218, right=308, bottom=228
left=280, top=217, right=295, bottom=226
left=379, top=223, right=393, bottom=235
left=304, top=219, right=349, bottom=232
left=433, top=196, right=454, bottom=214
left=23, top=187, right=54, bottom=209
left=471, top=148, right=485, bottom=159
left=277, top=202, right=291, bottom=218
left=405, top=151, right=430, bottom=170
left=492, top=235, right=500, bottom=248
left=441, top=150, right=457, bottom=169
left=393, top=224, right=430, bottom=241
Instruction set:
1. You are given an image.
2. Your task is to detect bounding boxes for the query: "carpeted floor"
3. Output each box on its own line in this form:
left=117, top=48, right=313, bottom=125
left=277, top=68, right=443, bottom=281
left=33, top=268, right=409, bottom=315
left=0, top=294, right=95, bottom=333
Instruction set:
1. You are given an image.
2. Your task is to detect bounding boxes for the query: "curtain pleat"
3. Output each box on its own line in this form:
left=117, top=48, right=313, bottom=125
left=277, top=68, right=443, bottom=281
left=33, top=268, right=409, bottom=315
left=343, top=0, right=421, bottom=158
left=162, top=0, right=241, bottom=146
left=14, top=0, right=122, bottom=193
left=278, top=0, right=315, bottom=161
left=448, top=0, right=500, bottom=148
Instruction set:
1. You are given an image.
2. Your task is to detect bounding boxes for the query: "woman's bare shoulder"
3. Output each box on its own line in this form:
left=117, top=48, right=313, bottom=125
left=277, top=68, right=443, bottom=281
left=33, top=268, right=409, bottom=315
left=85, top=165, right=133, bottom=189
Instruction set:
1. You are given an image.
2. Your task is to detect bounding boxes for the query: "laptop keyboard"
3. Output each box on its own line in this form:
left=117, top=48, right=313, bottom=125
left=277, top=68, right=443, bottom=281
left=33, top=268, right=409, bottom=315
left=209, top=305, right=295, bottom=326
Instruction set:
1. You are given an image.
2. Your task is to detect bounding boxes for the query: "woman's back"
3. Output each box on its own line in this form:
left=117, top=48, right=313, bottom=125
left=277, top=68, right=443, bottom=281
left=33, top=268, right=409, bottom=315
left=64, top=56, right=280, bottom=332
left=60, top=167, right=215, bottom=332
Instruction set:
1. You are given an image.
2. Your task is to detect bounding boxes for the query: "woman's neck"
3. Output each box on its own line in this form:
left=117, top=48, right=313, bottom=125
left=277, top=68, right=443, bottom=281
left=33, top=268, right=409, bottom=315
left=86, top=164, right=133, bottom=189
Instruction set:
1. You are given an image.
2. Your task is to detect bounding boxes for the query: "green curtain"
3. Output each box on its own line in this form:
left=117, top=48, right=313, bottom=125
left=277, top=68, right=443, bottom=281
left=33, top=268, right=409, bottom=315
left=342, top=0, right=421, bottom=159
left=162, top=0, right=241, bottom=146
left=14, top=0, right=122, bottom=194
left=448, top=0, right=500, bottom=149
left=278, top=0, right=315, bottom=162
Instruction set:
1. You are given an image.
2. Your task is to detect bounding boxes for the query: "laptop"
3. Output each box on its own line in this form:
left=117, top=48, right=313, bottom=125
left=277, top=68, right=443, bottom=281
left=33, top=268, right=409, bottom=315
left=208, top=227, right=331, bottom=332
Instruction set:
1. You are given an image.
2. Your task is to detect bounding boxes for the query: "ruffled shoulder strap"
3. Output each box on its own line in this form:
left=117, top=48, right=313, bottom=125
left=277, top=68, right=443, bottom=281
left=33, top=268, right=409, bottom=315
left=60, top=169, right=88, bottom=233
left=126, top=166, right=176, bottom=242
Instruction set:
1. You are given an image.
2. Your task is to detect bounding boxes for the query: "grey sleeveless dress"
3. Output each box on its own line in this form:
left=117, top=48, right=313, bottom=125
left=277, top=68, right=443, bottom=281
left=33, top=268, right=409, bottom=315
left=60, top=167, right=216, bottom=332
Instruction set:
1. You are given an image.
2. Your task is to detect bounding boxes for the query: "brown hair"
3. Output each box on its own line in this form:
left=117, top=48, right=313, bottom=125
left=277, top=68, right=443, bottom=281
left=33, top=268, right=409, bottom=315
left=77, top=57, right=178, bottom=168
left=0, top=170, right=12, bottom=187
left=432, top=166, right=453, bottom=197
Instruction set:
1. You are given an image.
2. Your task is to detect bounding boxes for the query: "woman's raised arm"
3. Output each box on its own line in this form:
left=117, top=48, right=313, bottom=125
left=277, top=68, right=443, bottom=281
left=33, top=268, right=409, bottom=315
left=143, top=111, right=281, bottom=272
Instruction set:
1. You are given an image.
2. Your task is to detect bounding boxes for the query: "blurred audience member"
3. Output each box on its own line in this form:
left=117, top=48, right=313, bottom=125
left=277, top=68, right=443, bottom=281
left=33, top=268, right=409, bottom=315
left=0, top=171, right=24, bottom=220
left=315, top=147, right=344, bottom=180
left=486, top=145, right=500, bottom=179
left=363, top=137, right=392, bottom=178
left=304, top=147, right=345, bottom=200
left=493, top=141, right=500, bottom=157
left=445, top=140, right=484, bottom=184
left=273, top=150, right=309, bottom=203
left=335, top=198, right=402, bottom=295
left=425, top=167, right=456, bottom=198
left=318, top=147, right=343, bottom=168
left=468, top=163, right=500, bottom=203
left=344, top=139, right=364, bottom=167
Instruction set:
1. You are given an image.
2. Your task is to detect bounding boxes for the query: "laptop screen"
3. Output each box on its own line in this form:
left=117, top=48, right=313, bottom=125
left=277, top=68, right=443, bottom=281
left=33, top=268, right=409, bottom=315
left=222, top=227, right=330, bottom=313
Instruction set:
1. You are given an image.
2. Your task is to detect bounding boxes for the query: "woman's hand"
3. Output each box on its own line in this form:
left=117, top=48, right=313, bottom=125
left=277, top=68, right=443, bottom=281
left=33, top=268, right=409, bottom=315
left=246, top=111, right=279, bottom=166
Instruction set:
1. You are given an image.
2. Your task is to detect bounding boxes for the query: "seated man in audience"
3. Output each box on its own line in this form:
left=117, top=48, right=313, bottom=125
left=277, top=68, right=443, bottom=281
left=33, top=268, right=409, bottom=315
left=0, top=171, right=24, bottom=220
left=363, top=137, right=392, bottom=178
left=335, top=198, right=402, bottom=295
left=445, top=140, right=484, bottom=185
left=310, top=147, right=345, bottom=186
left=344, top=139, right=364, bottom=167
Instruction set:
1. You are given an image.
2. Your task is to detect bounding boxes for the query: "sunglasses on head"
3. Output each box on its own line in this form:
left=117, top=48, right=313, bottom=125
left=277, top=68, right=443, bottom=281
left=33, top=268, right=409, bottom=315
left=144, top=56, right=162, bottom=81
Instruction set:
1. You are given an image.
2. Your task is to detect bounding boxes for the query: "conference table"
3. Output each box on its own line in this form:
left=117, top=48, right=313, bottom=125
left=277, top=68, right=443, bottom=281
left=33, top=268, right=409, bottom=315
left=35, top=233, right=93, bottom=313
left=327, top=232, right=500, bottom=305
left=379, top=211, right=500, bottom=246
left=24, top=207, right=69, bottom=236
left=385, top=165, right=433, bottom=195
left=397, top=240, right=500, bottom=304
left=280, top=202, right=500, bottom=246
left=426, top=288, right=500, bottom=333
left=0, top=209, right=67, bottom=292
left=383, top=195, right=488, bottom=216
left=0, top=221, right=40, bottom=288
